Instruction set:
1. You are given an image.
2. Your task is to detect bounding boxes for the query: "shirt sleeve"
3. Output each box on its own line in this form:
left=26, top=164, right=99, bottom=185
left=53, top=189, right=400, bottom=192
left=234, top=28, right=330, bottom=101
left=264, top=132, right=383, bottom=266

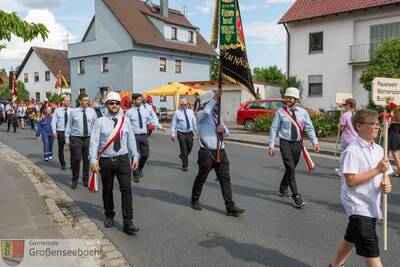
left=192, top=111, right=198, bottom=133
left=339, top=113, right=346, bottom=127
left=65, top=110, right=72, bottom=143
left=51, top=110, right=57, bottom=135
left=89, top=119, right=100, bottom=164
left=222, top=120, right=230, bottom=137
left=170, top=112, right=177, bottom=136
left=341, top=148, right=359, bottom=174
left=303, top=110, right=318, bottom=145
left=127, top=122, right=139, bottom=162
left=268, top=111, right=281, bottom=149
left=196, top=99, right=216, bottom=124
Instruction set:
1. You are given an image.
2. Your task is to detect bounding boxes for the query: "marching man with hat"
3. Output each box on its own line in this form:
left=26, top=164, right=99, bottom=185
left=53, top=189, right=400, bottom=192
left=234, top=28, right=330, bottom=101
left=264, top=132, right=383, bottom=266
left=268, top=87, right=320, bottom=208
left=190, top=90, right=245, bottom=217
left=89, top=92, right=140, bottom=235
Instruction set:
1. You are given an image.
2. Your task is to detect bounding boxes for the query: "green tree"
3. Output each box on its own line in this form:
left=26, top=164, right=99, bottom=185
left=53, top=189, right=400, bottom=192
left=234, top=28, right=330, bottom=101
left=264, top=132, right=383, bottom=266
left=0, top=81, right=29, bottom=101
left=252, top=65, right=285, bottom=85
left=279, top=75, right=303, bottom=98
left=210, top=56, right=218, bottom=80
left=360, top=37, right=400, bottom=91
left=0, top=10, right=49, bottom=49
left=0, top=68, right=6, bottom=76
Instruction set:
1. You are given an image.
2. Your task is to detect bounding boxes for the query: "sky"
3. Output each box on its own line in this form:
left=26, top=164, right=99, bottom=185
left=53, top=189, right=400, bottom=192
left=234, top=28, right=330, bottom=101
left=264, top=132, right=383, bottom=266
left=0, top=0, right=295, bottom=72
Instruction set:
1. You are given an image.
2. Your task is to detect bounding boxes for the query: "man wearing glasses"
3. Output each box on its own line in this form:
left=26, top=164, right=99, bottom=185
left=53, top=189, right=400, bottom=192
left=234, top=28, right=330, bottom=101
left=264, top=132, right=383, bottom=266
left=89, top=92, right=140, bottom=235
left=268, top=87, right=320, bottom=208
left=170, top=98, right=197, bottom=171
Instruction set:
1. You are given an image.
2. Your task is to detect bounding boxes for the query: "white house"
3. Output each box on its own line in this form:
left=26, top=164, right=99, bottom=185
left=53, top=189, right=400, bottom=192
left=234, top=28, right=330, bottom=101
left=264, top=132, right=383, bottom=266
left=279, top=0, right=400, bottom=110
left=16, top=47, right=71, bottom=101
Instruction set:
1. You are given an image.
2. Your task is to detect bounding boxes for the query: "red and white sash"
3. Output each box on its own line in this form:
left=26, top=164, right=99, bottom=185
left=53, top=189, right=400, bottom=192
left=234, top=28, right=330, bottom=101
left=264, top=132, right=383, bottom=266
left=282, top=107, right=315, bottom=172
left=88, top=116, right=125, bottom=192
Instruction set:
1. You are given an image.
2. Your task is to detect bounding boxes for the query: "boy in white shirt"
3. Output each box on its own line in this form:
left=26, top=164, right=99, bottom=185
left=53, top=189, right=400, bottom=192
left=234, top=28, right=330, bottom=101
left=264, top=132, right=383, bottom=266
left=329, top=109, right=392, bottom=267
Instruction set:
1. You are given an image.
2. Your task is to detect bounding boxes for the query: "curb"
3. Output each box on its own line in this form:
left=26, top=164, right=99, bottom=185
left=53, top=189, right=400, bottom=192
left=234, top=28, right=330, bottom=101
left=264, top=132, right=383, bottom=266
left=0, top=143, right=132, bottom=267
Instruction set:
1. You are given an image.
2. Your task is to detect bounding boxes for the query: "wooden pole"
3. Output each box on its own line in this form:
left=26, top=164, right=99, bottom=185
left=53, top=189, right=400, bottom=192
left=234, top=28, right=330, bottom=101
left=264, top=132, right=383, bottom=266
left=382, top=111, right=389, bottom=251
left=216, top=59, right=223, bottom=162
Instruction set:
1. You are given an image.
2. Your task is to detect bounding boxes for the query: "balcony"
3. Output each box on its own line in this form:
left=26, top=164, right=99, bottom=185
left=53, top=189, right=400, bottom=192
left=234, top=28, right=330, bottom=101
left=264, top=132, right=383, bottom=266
left=348, top=43, right=379, bottom=64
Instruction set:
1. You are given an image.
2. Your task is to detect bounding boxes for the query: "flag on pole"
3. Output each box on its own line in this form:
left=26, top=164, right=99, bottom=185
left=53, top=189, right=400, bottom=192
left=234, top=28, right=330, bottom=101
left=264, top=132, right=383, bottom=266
left=211, top=0, right=257, bottom=98
left=9, top=71, right=18, bottom=99
left=55, top=70, right=62, bottom=89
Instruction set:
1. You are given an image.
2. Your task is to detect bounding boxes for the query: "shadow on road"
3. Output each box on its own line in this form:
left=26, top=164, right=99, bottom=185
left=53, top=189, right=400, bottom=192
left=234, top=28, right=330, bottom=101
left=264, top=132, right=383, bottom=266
left=198, top=236, right=312, bottom=267
left=146, top=160, right=180, bottom=170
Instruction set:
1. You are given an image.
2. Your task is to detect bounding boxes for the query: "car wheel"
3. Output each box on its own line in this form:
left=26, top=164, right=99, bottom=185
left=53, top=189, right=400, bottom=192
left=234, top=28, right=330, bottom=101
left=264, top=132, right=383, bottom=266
left=244, top=119, right=254, bottom=131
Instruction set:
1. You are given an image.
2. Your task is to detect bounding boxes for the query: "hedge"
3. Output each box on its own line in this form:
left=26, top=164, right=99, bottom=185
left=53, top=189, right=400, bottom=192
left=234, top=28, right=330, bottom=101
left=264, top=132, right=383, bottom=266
left=253, top=111, right=340, bottom=137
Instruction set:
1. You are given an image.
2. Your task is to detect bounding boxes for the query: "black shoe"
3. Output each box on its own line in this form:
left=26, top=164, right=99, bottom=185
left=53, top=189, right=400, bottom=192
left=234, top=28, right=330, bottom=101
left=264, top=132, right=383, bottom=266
left=182, top=166, right=188, bottom=172
left=139, top=170, right=144, bottom=177
left=293, top=194, right=306, bottom=208
left=83, top=181, right=88, bottom=187
left=226, top=207, right=245, bottom=217
left=190, top=201, right=202, bottom=211
left=278, top=188, right=291, bottom=199
left=104, top=217, right=114, bottom=228
left=61, top=165, right=67, bottom=170
left=133, top=176, right=140, bottom=183
left=70, top=181, right=78, bottom=189
left=123, top=222, right=140, bottom=235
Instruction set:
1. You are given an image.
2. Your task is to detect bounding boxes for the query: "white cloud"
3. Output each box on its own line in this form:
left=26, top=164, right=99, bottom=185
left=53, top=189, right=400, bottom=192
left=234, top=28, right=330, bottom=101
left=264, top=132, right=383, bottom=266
left=16, top=0, right=63, bottom=9
left=0, top=9, right=77, bottom=63
left=240, top=4, right=260, bottom=12
left=265, top=0, right=295, bottom=4
left=245, top=21, right=286, bottom=46
left=196, top=0, right=213, bottom=14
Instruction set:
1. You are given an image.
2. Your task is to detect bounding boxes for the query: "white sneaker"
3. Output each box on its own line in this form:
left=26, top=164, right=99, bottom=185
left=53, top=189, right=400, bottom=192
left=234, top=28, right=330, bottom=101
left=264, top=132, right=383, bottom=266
left=48, top=156, right=53, bottom=160
left=44, top=158, right=49, bottom=161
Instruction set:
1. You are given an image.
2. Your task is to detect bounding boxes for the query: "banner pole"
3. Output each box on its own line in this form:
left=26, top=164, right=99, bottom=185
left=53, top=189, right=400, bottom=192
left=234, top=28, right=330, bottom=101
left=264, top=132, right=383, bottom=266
left=216, top=59, right=223, bottom=162
left=383, top=110, right=389, bottom=251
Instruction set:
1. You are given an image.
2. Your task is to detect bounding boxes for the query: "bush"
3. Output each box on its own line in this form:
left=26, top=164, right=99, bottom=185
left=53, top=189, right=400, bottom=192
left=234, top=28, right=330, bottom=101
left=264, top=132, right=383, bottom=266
left=252, top=112, right=339, bottom=137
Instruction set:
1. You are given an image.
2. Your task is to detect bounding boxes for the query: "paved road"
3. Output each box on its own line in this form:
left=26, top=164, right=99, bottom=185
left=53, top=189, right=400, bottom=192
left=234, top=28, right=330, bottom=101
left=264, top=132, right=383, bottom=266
left=1, top=127, right=400, bottom=267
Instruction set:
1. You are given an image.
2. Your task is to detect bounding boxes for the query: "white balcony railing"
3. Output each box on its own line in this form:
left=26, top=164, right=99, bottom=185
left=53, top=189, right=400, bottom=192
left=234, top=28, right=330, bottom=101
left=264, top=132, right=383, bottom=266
left=349, top=43, right=379, bottom=64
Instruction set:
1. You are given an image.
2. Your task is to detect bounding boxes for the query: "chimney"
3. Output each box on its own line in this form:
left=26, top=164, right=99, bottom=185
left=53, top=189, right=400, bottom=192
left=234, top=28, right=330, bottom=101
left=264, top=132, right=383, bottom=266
left=160, top=0, right=168, bottom=17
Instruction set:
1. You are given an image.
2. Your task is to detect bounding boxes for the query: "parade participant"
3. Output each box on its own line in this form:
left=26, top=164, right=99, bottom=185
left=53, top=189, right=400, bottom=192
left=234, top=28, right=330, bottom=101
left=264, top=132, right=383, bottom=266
left=0, top=101, right=4, bottom=125
left=65, top=94, right=97, bottom=189
left=190, top=90, right=245, bottom=217
left=125, top=93, right=166, bottom=183
left=5, top=99, right=17, bottom=133
left=268, top=87, right=320, bottom=208
left=51, top=96, right=72, bottom=170
left=329, top=109, right=392, bottom=267
left=16, top=100, right=27, bottom=129
left=388, top=109, right=400, bottom=177
left=36, top=106, right=54, bottom=161
left=339, top=98, right=358, bottom=150
left=89, top=92, right=140, bottom=235
left=193, top=92, right=201, bottom=113
left=170, top=98, right=197, bottom=171
left=141, top=94, right=159, bottom=135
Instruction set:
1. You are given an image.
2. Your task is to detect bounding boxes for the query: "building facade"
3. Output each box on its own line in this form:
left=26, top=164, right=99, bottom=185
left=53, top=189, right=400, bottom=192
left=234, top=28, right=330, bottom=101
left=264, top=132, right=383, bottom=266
left=16, top=47, right=71, bottom=101
left=280, top=0, right=400, bottom=110
left=68, top=0, right=215, bottom=104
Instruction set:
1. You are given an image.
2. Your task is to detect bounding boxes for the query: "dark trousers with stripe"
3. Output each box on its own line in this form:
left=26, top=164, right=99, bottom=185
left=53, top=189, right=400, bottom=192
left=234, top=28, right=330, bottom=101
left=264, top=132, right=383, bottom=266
left=177, top=131, right=194, bottom=167
left=134, top=134, right=149, bottom=176
left=70, top=136, right=90, bottom=183
left=279, top=139, right=302, bottom=195
left=99, top=154, right=133, bottom=222
left=191, top=149, right=235, bottom=209
left=57, top=131, right=67, bottom=167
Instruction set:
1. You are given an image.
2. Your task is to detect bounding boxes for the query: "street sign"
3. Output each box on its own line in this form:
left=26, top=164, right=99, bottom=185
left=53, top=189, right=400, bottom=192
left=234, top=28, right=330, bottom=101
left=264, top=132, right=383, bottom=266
left=372, top=77, right=400, bottom=106
left=335, top=93, right=353, bottom=105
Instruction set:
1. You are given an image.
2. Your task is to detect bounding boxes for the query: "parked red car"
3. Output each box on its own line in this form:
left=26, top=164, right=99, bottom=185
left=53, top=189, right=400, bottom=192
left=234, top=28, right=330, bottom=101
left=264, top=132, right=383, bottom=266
left=236, top=99, right=320, bottom=130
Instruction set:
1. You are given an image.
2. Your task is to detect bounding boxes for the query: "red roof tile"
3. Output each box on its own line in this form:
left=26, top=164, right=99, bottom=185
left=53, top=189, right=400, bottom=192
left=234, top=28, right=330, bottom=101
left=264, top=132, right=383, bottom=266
left=279, top=0, right=400, bottom=24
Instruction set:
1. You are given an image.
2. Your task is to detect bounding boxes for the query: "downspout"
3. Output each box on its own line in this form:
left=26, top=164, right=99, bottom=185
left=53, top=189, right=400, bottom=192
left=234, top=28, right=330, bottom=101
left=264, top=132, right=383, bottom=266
left=283, top=23, right=290, bottom=78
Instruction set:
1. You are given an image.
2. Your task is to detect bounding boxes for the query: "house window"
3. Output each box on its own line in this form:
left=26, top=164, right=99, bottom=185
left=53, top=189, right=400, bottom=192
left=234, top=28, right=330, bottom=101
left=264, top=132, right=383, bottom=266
left=309, top=32, right=323, bottom=53
left=45, top=71, right=50, bottom=81
left=35, top=92, right=40, bottom=101
left=24, top=73, right=28, bottom=83
left=370, top=22, right=400, bottom=54
left=159, top=57, right=167, bottom=72
left=34, top=72, right=39, bottom=82
left=78, top=59, right=85, bottom=74
left=171, top=27, right=178, bottom=40
left=175, top=59, right=182, bottom=73
left=79, top=88, right=86, bottom=95
left=188, top=31, right=194, bottom=43
left=308, top=75, right=323, bottom=96
left=101, top=57, right=109, bottom=72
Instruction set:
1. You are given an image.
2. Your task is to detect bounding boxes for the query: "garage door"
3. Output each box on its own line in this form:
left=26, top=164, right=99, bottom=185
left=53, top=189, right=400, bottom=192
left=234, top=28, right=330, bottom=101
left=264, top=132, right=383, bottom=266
left=221, top=91, right=241, bottom=122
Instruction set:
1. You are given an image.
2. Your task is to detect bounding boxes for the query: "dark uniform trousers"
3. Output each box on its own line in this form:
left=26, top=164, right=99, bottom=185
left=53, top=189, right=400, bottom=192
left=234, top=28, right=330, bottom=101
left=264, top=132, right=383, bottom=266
left=191, top=148, right=235, bottom=208
left=70, top=136, right=90, bottom=183
left=134, top=134, right=150, bottom=176
left=279, top=139, right=302, bottom=195
left=57, top=131, right=67, bottom=167
left=99, top=154, right=133, bottom=222
left=7, top=114, right=17, bottom=132
left=177, top=131, right=194, bottom=167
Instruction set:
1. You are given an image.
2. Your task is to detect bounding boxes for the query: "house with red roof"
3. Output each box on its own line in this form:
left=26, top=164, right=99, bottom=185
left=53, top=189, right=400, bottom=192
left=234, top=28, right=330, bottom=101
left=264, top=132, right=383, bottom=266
left=279, top=0, right=400, bottom=110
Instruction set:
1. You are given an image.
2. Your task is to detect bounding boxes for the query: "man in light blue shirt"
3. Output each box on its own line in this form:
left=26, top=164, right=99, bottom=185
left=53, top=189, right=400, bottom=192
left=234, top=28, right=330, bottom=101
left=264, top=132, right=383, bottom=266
left=65, top=94, right=97, bottom=189
left=89, top=92, right=140, bottom=235
left=268, top=87, right=320, bottom=208
left=125, top=93, right=165, bottom=182
left=190, top=90, right=245, bottom=217
left=142, top=94, right=160, bottom=135
left=170, top=98, right=197, bottom=171
left=51, top=96, right=72, bottom=170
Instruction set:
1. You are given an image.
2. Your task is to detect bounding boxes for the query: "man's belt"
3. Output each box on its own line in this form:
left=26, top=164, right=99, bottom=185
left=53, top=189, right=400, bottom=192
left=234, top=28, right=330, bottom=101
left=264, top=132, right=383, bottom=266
left=100, top=154, right=129, bottom=162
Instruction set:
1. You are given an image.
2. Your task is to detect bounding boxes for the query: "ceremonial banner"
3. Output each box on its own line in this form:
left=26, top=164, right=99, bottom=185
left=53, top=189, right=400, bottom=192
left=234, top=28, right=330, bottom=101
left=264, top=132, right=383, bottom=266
left=212, top=0, right=257, bottom=98
left=371, top=77, right=400, bottom=105
left=9, top=71, right=18, bottom=99
left=55, top=70, right=69, bottom=90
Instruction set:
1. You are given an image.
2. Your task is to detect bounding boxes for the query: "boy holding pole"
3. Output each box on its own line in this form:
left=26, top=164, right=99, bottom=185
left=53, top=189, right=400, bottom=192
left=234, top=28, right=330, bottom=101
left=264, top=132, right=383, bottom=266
left=329, top=109, right=392, bottom=267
